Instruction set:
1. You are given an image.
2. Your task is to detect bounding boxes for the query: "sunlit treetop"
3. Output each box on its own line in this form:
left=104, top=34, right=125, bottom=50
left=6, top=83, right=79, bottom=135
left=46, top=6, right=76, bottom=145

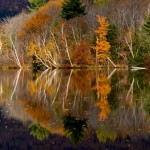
left=27, top=0, right=49, bottom=12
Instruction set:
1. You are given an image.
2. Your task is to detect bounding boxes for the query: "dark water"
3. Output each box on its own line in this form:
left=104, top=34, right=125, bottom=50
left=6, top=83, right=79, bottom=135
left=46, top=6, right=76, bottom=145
left=0, top=69, right=150, bottom=150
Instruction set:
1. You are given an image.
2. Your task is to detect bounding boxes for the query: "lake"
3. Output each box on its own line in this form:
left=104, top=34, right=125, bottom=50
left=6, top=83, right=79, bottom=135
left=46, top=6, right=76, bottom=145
left=0, top=69, right=150, bottom=150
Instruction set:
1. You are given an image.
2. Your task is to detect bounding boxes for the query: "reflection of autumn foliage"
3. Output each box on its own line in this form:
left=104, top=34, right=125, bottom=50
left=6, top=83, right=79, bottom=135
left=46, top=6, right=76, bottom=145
left=93, top=73, right=111, bottom=120
left=72, top=70, right=94, bottom=94
left=96, top=126, right=117, bottom=143
left=28, top=80, right=40, bottom=95
left=72, top=41, right=94, bottom=65
left=18, top=99, right=65, bottom=136
left=28, top=78, right=56, bottom=97
left=18, top=100, right=51, bottom=123
left=96, top=97, right=111, bottom=121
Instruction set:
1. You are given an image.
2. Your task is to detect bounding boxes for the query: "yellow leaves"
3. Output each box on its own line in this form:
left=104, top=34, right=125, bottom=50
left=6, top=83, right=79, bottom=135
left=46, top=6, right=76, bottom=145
left=28, top=80, right=39, bottom=95
left=28, top=42, right=40, bottom=56
left=45, top=39, right=56, bottom=52
left=92, top=15, right=110, bottom=63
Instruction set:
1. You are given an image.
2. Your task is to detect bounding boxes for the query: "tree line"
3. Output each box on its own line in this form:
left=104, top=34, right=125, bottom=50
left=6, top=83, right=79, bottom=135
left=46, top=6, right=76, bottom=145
left=0, top=0, right=150, bottom=69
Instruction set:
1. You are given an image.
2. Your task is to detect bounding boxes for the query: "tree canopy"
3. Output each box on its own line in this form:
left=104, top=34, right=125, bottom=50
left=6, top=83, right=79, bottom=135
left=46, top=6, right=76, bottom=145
left=27, top=0, right=48, bottom=12
left=60, top=0, right=86, bottom=20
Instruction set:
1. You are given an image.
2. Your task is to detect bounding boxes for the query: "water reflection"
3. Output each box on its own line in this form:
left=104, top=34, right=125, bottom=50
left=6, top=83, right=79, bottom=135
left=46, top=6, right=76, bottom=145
left=0, top=69, right=150, bottom=146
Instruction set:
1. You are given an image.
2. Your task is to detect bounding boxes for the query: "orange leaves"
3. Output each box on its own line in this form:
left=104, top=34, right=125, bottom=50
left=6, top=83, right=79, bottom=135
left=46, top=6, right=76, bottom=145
left=95, top=16, right=109, bottom=36
left=18, top=100, right=52, bottom=123
left=94, top=73, right=111, bottom=121
left=96, top=97, right=111, bottom=121
left=72, top=41, right=94, bottom=65
left=92, top=15, right=110, bottom=63
left=21, top=13, right=51, bottom=35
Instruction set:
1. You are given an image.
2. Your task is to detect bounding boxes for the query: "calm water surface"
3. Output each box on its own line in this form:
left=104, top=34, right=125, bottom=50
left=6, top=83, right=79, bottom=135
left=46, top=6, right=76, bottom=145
left=0, top=69, right=150, bottom=150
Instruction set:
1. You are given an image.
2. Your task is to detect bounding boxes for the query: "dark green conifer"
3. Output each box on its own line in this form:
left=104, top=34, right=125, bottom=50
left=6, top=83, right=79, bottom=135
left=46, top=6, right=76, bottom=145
left=142, top=14, right=150, bottom=35
left=60, top=0, right=86, bottom=20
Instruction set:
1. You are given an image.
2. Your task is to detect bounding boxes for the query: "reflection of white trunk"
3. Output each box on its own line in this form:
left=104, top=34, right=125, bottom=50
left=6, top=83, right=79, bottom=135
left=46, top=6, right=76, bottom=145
left=63, top=70, right=73, bottom=111
left=65, top=70, right=73, bottom=100
left=51, top=77, right=62, bottom=106
left=35, top=69, right=49, bottom=84
left=107, top=69, right=116, bottom=79
left=10, top=69, right=21, bottom=101
left=0, top=82, right=3, bottom=97
left=73, top=90, right=78, bottom=110
left=126, top=78, right=134, bottom=104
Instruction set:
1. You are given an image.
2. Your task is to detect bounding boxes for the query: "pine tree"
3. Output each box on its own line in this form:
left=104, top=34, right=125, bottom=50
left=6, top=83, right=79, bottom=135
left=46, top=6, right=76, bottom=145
left=60, top=0, right=86, bottom=20
left=142, top=14, right=150, bottom=35
left=27, top=0, right=48, bottom=12
left=141, top=14, right=150, bottom=52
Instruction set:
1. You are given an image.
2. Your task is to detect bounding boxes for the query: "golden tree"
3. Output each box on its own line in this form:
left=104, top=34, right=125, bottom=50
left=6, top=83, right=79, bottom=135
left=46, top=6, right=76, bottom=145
left=92, top=15, right=110, bottom=64
left=93, top=73, right=111, bottom=120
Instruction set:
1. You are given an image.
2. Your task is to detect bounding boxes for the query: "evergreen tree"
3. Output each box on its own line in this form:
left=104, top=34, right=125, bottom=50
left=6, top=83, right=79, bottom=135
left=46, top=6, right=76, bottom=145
left=27, top=0, right=48, bottom=12
left=60, top=0, right=86, bottom=20
left=142, top=14, right=150, bottom=36
left=140, top=14, right=150, bottom=65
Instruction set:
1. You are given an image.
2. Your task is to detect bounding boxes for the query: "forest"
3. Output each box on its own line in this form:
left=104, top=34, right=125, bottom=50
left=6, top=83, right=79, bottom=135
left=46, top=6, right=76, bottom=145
left=0, top=0, right=150, bottom=69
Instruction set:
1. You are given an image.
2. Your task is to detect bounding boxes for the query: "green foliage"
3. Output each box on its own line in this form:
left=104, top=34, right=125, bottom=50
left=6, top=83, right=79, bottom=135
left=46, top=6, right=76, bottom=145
left=142, top=88, right=150, bottom=116
left=141, top=14, right=150, bottom=52
left=128, top=52, right=145, bottom=67
left=27, top=0, right=48, bottom=12
left=63, top=116, right=87, bottom=145
left=107, top=24, right=119, bottom=61
left=107, top=74, right=119, bottom=111
left=60, top=0, right=86, bottom=20
left=142, top=14, right=150, bottom=35
left=96, top=126, right=117, bottom=143
left=128, top=33, right=145, bottom=67
left=128, top=71, right=146, bottom=91
left=29, top=122, right=49, bottom=141
left=53, top=19, right=59, bottom=27
left=94, top=0, right=111, bottom=6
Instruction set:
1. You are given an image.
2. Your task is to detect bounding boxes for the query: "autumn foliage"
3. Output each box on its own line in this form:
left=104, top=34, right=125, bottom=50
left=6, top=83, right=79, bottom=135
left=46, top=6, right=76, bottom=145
left=72, top=41, right=94, bottom=65
left=92, top=15, right=110, bottom=63
left=20, top=13, right=50, bottom=36
left=93, top=73, right=111, bottom=120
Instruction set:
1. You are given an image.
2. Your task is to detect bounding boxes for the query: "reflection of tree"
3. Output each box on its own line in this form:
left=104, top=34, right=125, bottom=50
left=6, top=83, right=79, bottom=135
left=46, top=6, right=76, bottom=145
left=94, top=72, right=111, bottom=120
left=29, top=122, right=49, bottom=141
left=0, top=70, right=23, bottom=104
left=107, top=74, right=119, bottom=111
left=18, top=99, right=51, bottom=123
left=18, top=99, right=65, bottom=135
left=96, top=126, right=117, bottom=143
left=63, top=115, right=87, bottom=145
left=72, top=70, right=94, bottom=94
